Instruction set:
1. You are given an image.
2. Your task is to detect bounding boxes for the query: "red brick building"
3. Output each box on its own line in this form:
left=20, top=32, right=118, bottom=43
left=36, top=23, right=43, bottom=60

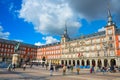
left=0, top=38, right=37, bottom=62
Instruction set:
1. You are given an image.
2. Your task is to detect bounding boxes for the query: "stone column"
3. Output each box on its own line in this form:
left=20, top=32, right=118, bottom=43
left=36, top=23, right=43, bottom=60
left=84, top=59, right=86, bottom=66
left=67, top=60, right=69, bottom=66
left=71, top=59, right=73, bottom=65
left=79, top=60, right=81, bottom=66
left=75, top=60, right=77, bottom=66
left=108, top=59, right=111, bottom=67
left=101, top=59, right=104, bottom=67
left=64, top=60, right=66, bottom=65
left=89, top=59, right=92, bottom=67
left=95, top=59, right=98, bottom=70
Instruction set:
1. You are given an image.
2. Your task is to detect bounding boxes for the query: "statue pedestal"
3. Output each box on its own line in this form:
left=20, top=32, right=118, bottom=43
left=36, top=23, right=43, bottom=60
left=12, top=54, right=20, bottom=66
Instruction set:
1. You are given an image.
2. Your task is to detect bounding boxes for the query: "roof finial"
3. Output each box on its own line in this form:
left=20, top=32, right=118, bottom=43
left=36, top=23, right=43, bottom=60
left=107, top=1, right=113, bottom=26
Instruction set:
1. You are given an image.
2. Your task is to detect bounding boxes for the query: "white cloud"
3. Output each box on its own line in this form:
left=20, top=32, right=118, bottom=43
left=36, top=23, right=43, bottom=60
left=35, top=42, right=44, bottom=46
left=19, top=0, right=81, bottom=35
left=98, top=27, right=105, bottom=32
left=13, top=39, right=23, bottom=42
left=0, top=25, right=10, bottom=39
left=35, top=36, right=59, bottom=46
left=43, top=36, right=59, bottom=44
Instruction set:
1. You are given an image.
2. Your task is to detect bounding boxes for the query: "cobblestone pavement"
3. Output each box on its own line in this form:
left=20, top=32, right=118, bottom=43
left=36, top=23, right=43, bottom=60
left=0, top=66, right=120, bottom=80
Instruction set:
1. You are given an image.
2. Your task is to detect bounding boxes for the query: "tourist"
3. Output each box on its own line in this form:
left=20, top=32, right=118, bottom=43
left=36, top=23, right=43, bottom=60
left=50, top=65, right=54, bottom=76
left=12, top=63, right=16, bottom=71
left=70, top=65, right=73, bottom=73
left=76, top=65, right=80, bottom=75
left=23, top=63, right=26, bottom=71
left=63, top=65, right=66, bottom=75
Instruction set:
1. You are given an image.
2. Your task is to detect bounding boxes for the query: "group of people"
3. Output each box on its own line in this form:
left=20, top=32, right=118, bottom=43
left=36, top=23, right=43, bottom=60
left=90, top=65, right=120, bottom=74
left=7, top=63, right=27, bottom=71
left=49, top=64, right=80, bottom=76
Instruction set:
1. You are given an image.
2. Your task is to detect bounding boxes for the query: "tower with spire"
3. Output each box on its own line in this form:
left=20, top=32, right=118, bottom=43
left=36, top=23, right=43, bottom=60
left=61, top=22, right=70, bottom=43
left=107, top=3, right=114, bottom=26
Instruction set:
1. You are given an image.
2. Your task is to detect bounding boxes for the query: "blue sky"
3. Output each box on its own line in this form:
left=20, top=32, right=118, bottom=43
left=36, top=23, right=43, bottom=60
left=0, top=0, right=120, bottom=46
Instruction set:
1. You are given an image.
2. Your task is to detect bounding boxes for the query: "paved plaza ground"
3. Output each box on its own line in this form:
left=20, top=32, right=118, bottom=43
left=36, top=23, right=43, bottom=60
left=0, top=65, right=120, bottom=80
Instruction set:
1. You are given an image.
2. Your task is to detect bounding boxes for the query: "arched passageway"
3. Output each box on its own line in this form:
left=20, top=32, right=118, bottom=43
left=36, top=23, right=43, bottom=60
left=69, top=60, right=71, bottom=65
left=86, top=59, right=90, bottom=66
left=65, top=60, right=67, bottom=66
left=77, top=60, right=80, bottom=65
left=92, top=59, right=95, bottom=67
left=98, top=59, right=102, bottom=68
left=82, top=60, right=84, bottom=66
left=73, top=60, right=75, bottom=66
left=110, top=59, right=116, bottom=67
left=104, top=59, right=108, bottom=67
left=61, top=60, right=64, bottom=65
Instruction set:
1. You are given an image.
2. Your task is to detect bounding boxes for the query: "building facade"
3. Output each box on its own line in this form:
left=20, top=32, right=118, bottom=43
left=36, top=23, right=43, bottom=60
left=60, top=9, right=120, bottom=68
left=37, top=42, right=61, bottom=64
left=0, top=39, right=37, bottom=63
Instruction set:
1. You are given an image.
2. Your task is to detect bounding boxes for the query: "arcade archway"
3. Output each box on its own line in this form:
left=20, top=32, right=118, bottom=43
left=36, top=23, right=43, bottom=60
left=77, top=60, right=80, bottom=65
left=61, top=60, right=64, bottom=65
left=104, top=59, right=108, bottom=67
left=69, top=60, right=71, bottom=65
left=92, top=59, right=95, bottom=66
left=110, top=59, right=116, bottom=66
left=65, top=60, right=67, bottom=66
left=86, top=59, right=90, bottom=66
left=82, top=60, right=84, bottom=66
left=73, top=60, right=75, bottom=66
left=98, top=59, right=102, bottom=68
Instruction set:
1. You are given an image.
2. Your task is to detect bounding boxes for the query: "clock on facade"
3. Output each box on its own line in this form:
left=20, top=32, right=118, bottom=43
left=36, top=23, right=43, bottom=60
left=107, top=29, right=112, bottom=34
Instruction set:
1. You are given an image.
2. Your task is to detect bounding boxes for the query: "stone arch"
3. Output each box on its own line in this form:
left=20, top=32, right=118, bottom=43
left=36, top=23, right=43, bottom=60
left=61, top=60, right=64, bottom=65
left=73, top=60, right=75, bottom=66
left=86, top=59, right=90, bottom=66
left=65, top=60, right=67, bottom=66
left=104, top=59, right=108, bottom=67
left=77, top=60, right=80, bottom=65
left=82, top=60, right=84, bottom=66
left=97, top=59, right=102, bottom=68
left=92, top=59, right=95, bottom=67
left=69, top=60, right=71, bottom=65
left=110, top=59, right=116, bottom=66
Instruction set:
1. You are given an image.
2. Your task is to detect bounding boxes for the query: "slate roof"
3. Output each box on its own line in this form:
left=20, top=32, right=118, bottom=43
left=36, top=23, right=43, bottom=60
left=0, top=38, right=37, bottom=48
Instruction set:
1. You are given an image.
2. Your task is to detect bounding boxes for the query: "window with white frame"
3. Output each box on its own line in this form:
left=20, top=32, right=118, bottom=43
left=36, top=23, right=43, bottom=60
left=118, top=36, right=120, bottom=41
left=110, top=51, right=114, bottom=56
left=91, top=46, right=94, bottom=51
left=119, top=42, right=120, bottom=48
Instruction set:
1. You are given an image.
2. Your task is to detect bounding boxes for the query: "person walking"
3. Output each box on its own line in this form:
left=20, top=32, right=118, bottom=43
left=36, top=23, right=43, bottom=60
left=76, top=65, right=80, bottom=75
left=70, top=65, right=73, bottom=73
left=7, top=63, right=12, bottom=71
left=50, top=65, right=54, bottom=76
left=23, top=63, right=26, bottom=71
left=12, top=63, right=16, bottom=71
left=63, top=65, right=66, bottom=75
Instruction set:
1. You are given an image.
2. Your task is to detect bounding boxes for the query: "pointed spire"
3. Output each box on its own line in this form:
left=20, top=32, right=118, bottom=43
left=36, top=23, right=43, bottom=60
left=64, top=21, right=67, bottom=34
left=107, top=1, right=113, bottom=26
left=61, top=21, right=70, bottom=41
